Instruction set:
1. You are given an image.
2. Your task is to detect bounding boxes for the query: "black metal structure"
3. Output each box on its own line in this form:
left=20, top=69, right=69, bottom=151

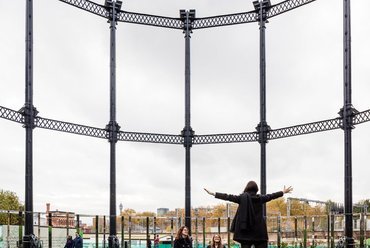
left=20, top=0, right=38, bottom=247
left=1, top=0, right=369, bottom=247
left=105, top=0, right=122, bottom=246
left=180, top=9, right=196, bottom=233
left=342, top=0, right=354, bottom=246
left=254, top=0, right=271, bottom=217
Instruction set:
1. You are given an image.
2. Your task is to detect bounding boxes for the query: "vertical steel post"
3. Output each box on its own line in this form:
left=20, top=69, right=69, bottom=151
left=146, top=217, right=150, bottom=248
left=342, top=0, right=354, bottom=247
left=129, top=216, right=132, bottom=248
left=180, top=9, right=195, bottom=234
left=67, top=212, right=70, bottom=236
left=227, top=217, right=231, bottom=248
left=202, top=217, right=206, bottom=248
left=48, top=213, right=52, bottom=248
left=304, top=216, right=307, bottom=248
left=330, top=214, right=335, bottom=248
left=104, top=215, right=106, bottom=248
left=96, top=216, right=99, bottom=248
left=327, top=215, right=330, bottom=248
left=105, top=1, right=122, bottom=247
left=22, top=0, right=38, bottom=247
left=277, top=215, right=281, bottom=248
left=253, top=0, right=271, bottom=217
left=171, top=218, right=174, bottom=248
left=121, top=216, right=125, bottom=248
left=18, top=211, right=23, bottom=247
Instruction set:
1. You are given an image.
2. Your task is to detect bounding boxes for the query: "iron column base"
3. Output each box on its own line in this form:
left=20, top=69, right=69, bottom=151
left=108, top=235, right=120, bottom=248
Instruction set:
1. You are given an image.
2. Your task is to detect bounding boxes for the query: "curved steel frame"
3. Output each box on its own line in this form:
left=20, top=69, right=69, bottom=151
left=0, top=0, right=369, bottom=247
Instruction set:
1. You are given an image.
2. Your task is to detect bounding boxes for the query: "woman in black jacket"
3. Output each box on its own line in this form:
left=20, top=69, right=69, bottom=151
left=174, top=226, right=192, bottom=248
left=204, top=181, right=292, bottom=248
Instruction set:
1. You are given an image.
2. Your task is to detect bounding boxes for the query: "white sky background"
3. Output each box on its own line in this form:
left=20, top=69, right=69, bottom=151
left=0, top=0, right=369, bottom=216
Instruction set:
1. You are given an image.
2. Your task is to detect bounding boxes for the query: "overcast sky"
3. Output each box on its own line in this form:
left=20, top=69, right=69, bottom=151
left=0, top=0, right=369, bottom=217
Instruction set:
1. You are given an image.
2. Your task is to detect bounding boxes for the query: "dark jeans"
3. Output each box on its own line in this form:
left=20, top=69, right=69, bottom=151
left=240, top=241, right=268, bottom=248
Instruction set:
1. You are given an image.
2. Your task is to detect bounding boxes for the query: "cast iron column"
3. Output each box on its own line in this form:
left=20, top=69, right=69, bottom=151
left=180, top=9, right=195, bottom=234
left=341, top=0, right=354, bottom=246
left=254, top=0, right=271, bottom=217
left=22, top=0, right=38, bottom=246
left=105, top=1, right=122, bottom=247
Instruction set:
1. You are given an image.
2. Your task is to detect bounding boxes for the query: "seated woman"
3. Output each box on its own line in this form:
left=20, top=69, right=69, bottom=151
left=207, top=235, right=225, bottom=248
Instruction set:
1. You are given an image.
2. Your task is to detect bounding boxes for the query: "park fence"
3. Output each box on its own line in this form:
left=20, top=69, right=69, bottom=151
left=0, top=211, right=369, bottom=248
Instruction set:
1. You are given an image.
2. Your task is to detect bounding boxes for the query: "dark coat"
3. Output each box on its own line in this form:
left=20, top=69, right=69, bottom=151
left=73, top=236, right=83, bottom=248
left=215, top=191, right=283, bottom=243
left=64, top=239, right=73, bottom=248
left=174, top=237, right=192, bottom=248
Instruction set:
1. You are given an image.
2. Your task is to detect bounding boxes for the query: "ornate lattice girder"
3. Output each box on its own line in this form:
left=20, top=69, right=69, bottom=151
left=58, top=0, right=318, bottom=30
left=117, top=11, right=183, bottom=29
left=269, top=117, right=341, bottom=140
left=193, top=132, right=258, bottom=144
left=1, top=105, right=369, bottom=144
left=267, top=0, right=317, bottom=19
left=352, top=109, right=370, bottom=125
left=192, top=11, right=257, bottom=30
left=58, top=0, right=109, bottom=19
left=0, top=106, right=24, bottom=124
left=118, top=131, right=183, bottom=144
left=36, top=116, right=107, bottom=139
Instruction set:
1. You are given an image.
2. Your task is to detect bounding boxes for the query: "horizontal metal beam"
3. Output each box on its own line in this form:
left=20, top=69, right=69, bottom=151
left=117, top=11, right=183, bottom=29
left=267, top=0, right=317, bottom=20
left=58, top=0, right=109, bottom=19
left=118, top=131, right=183, bottom=144
left=1, top=105, right=369, bottom=144
left=193, top=132, right=258, bottom=144
left=192, top=10, right=258, bottom=30
left=0, top=106, right=24, bottom=124
left=58, top=0, right=318, bottom=30
left=352, top=109, right=370, bottom=125
left=36, top=116, right=107, bottom=139
left=269, top=117, right=341, bottom=140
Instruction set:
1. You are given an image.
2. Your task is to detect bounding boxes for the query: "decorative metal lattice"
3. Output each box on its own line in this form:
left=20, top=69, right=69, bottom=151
left=269, top=117, right=342, bottom=140
left=58, top=0, right=109, bottom=19
left=193, top=132, right=258, bottom=144
left=36, top=116, right=107, bottom=139
left=192, top=11, right=258, bottom=29
left=58, top=0, right=318, bottom=30
left=118, top=11, right=183, bottom=29
left=2, top=105, right=369, bottom=144
left=0, top=106, right=24, bottom=124
left=267, top=0, right=317, bottom=19
left=118, top=131, right=183, bottom=144
left=353, top=109, right=370, bottom=125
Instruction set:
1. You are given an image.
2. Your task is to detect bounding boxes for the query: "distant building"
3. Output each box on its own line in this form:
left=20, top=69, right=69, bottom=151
left=92, top=216, right=109, bottom=233
left=157, top=208, right=169, bottom=217
left=45, top=203, right=75, bottom=228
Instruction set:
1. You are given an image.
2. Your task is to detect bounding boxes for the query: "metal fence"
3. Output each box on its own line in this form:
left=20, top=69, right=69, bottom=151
left=0, top=211, right=369, bottom=248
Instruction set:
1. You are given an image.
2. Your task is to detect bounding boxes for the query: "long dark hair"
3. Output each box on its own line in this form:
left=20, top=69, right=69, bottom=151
left=210, top=234, right=223, bottom=248
left=243, top=181, right=258, bottom=193
left=175, top=226, right=189, bottom=240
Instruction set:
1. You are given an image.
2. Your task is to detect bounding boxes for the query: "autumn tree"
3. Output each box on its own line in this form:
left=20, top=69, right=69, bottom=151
left=0, top=190, right=23, bottom=225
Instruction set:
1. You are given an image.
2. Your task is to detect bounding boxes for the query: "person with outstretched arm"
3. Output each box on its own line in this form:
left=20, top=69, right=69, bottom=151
left=204, top=181, right=293, bottom=248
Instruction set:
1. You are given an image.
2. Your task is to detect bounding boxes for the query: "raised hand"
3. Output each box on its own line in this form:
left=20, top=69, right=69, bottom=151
left=204, top=188, right=215, bottom=196
left=283, top=186, right=293, bottom=194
